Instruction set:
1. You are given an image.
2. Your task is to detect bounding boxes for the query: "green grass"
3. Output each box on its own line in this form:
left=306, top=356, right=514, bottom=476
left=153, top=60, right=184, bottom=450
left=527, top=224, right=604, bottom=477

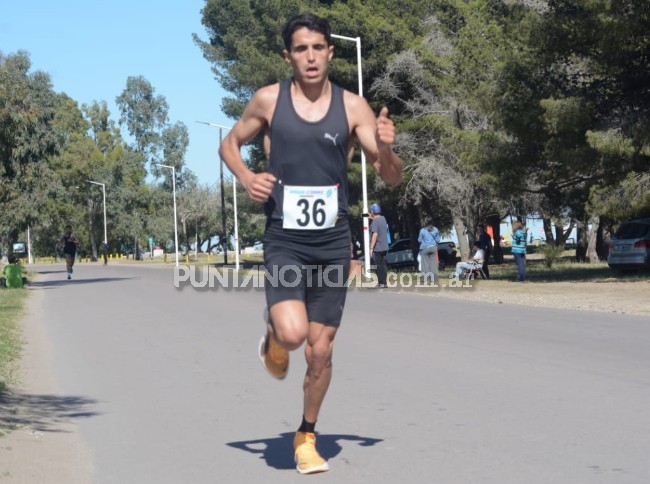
left=0, top=288, right=26, bottom=391
left=481, top=259, right=650, bottom=283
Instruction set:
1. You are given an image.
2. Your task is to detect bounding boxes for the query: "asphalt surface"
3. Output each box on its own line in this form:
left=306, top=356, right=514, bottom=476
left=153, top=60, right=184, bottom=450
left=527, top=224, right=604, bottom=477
left=23, top=263, right=650, bottom=483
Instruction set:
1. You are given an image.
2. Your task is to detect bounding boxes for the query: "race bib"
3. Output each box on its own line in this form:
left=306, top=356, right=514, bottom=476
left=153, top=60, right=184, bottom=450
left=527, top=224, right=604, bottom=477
left=282, top=185, right=338, bottom=230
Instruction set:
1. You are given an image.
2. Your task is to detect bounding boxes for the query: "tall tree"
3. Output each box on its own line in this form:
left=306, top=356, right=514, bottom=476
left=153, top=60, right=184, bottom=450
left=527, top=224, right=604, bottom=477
left=0, top=51, right=61, bottom=255
left=195, top=0, right=435, bottom=233
left=115, top=75, right=169, bottom=167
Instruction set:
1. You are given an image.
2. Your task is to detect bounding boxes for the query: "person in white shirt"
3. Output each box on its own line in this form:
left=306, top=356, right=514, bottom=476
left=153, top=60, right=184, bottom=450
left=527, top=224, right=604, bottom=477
left=453, top=241, right=485, bottom=279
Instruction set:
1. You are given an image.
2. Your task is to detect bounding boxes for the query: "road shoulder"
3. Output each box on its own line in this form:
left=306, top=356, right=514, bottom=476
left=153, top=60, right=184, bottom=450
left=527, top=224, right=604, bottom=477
left=0, top=284, right=94, bottom=483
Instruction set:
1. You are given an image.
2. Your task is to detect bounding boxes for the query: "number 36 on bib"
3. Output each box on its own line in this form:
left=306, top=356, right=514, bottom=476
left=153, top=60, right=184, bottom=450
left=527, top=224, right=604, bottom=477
left=282, top=185, right=338, bottom=230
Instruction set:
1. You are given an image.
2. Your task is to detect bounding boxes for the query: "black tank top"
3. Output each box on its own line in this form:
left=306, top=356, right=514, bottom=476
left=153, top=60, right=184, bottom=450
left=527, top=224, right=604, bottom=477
left=265, top=78, right=350, bottom=222
left=63, top=234, right=76, bottom=254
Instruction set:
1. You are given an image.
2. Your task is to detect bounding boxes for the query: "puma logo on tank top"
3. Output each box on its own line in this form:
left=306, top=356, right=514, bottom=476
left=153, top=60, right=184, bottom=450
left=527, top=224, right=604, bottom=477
left=324, top=132, right=339, bottom=146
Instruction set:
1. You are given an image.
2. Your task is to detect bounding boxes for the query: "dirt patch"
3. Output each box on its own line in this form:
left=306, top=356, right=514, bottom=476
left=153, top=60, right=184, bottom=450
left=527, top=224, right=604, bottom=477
left=412, top=278, right=650, bottom=317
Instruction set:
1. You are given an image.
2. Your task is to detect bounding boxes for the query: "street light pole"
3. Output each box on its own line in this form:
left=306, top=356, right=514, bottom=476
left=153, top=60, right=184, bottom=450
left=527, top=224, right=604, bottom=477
left=155, top=164, right=179, bottom=267
left=196, top=121, right=235, bottom=267
left=331, top=33, right=371, bottom=278
left=232, top=177, right=240, bottom=271
left=88, top=180, right=108, bottom=259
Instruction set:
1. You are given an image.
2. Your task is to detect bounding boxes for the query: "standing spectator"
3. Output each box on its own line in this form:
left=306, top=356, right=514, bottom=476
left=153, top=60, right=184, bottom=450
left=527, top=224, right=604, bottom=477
left=369, top=203, right=389, bottom=288
left=477, top=224, right=492, bottom=279
left=512, top=220, right=526, bottom=282
left=418, top=221, right=441, bottom=284
left=59, top=225, right=79, bottom=280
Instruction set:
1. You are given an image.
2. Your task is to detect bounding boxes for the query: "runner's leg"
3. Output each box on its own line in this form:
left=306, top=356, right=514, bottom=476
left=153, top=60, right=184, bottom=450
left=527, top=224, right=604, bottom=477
left=303, top=322, right=337, bottom=423
left=268, top=300, right=310, bottom=351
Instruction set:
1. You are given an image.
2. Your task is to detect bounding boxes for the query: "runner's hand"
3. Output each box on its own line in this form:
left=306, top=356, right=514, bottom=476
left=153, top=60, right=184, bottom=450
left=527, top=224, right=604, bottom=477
left=376, top=107, right=395, bottom=149
left=243, top=172, right=276, bottom=202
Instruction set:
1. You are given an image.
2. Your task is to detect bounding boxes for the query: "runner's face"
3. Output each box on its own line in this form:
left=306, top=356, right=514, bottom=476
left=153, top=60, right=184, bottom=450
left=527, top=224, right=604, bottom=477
left=284, top=28, right=333, bottom=84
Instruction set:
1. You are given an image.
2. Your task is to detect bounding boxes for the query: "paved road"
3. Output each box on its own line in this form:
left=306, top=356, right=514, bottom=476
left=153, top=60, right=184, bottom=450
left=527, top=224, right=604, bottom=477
left=24, top=263, right=650, bottom=483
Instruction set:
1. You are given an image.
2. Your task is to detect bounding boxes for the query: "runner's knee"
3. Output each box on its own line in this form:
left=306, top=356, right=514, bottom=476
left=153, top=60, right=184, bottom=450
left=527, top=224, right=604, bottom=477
left=270, top=311, right=309, bottom=349
left=306, top=340, right=333, bottom=374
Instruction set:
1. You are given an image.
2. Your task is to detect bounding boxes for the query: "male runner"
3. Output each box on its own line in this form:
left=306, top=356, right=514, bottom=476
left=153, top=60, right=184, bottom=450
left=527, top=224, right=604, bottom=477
left=219, top=13, right=402, bottom=474
left=60, top=225, right=79, bottom=279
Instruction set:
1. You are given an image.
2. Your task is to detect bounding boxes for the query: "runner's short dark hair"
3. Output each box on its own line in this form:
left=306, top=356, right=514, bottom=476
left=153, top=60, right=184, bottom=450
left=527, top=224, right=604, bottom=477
left=282, top=13, right=331, bottom=51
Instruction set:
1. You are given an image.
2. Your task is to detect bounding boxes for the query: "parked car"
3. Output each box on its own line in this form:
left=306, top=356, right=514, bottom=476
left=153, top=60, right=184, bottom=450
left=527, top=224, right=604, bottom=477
left=608, top=218, right=650, bottom=271
left=359, top=238, right=458, bottom=270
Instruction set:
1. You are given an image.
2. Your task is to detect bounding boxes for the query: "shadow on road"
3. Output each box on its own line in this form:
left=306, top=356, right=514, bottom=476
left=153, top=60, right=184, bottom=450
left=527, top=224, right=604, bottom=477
left=226, top=432, right=383, bottom=470
left=28, top=277, right=137, bottom=289
left=34, top=270, right=67, bottom=275
left=0, top=389, right=99, bottom=434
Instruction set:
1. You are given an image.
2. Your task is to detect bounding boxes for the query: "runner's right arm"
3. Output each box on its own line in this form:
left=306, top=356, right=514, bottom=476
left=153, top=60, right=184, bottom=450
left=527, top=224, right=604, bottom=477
left=220, top=86, right=278, bottom=203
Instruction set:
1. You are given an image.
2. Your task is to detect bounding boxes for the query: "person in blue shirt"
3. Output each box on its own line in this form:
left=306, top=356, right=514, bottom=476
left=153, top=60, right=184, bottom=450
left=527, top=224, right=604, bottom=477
left=511, top=220, right=526, bottom=282
left=418, top=222, right=441, bottom=284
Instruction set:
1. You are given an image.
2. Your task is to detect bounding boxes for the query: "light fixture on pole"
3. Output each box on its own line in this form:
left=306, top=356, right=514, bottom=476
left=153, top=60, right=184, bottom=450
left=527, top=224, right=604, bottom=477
left=155, top=164, right=179, bottom=267
left=196, top=121, right=236, bottom=267
left=331, top=33, right=371, bottom=278
left=87, top=179, right=108, bottom=248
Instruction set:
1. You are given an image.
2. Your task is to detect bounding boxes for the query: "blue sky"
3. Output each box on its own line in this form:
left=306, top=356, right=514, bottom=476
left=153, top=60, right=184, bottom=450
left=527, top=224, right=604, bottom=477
left=0, top=0, right=234, bottom=185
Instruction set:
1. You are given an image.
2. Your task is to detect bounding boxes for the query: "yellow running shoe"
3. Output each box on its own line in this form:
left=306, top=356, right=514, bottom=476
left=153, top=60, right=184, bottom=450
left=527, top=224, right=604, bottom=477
left=293, top=431, right=329, bottom=474
left=258, top=308, right=289, bottom=379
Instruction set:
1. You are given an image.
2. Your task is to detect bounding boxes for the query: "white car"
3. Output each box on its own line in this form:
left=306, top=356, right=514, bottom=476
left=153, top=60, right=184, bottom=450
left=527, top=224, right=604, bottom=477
left=608, top=218, right=650, bottom=271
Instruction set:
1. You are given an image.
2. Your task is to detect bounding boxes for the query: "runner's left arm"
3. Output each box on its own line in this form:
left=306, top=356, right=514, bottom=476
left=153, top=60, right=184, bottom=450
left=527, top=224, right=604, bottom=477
left=348, top=94, right=402, bottom=186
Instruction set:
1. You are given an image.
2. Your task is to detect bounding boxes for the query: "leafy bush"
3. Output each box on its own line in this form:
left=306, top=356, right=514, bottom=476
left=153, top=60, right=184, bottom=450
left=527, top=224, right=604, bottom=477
left=539, top=244, right=565, bottom=268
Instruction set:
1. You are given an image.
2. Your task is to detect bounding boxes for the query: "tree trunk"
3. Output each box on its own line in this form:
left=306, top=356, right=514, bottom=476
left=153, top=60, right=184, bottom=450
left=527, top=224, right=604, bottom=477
left=181, top=216, right=189, bottom=255
left=0, top=233, right=8, bottom=259
left=575, top=221, right=587, bottom=262
left=486, top=214, right=503, bottom=264
left=586, top=216, right=599, bottom=263
left=596, top=217, right=612, bottom=261
left=406, top=202, right=420, bottom=260
left=452, top=211, right=470, bottom=260
left=543, top=218, right=555, bottom=244
left=561, top=221, right=575, bottom=247
left=554, top=222, right=566, bottom=247
left=134, top=235, right=141, bottom=261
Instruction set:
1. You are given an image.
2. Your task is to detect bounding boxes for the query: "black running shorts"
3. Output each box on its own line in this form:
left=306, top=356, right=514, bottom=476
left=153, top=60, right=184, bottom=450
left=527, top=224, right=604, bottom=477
left=263, top=219, right=351, bottom=327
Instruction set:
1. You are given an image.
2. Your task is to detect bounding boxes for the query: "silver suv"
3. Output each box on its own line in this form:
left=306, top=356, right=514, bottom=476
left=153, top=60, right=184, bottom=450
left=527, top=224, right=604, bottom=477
left=608, top=218, right=650, bottom=271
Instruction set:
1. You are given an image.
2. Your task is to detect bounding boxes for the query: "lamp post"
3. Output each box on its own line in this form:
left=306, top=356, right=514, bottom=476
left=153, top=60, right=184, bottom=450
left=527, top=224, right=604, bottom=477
left=87, top=180, right=107, bottom=259
left=196, top=121, right=237, bottom=268
left=27, top=225, right=33, bottom=264
left=232, top=176, right=240, bottom=271
left=331, top=33, right=371, bottom=278
left=155, top=164, right=179, bottom=267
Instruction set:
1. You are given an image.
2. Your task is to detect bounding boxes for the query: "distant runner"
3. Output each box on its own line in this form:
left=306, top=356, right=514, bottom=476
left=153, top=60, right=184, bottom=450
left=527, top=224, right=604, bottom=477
left=59, top=225, right=79, bottom=280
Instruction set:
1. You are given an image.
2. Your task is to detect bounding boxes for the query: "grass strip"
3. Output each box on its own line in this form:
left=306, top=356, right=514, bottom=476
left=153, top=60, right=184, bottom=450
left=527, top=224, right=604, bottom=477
left=0, top=288, right=26, bottom=392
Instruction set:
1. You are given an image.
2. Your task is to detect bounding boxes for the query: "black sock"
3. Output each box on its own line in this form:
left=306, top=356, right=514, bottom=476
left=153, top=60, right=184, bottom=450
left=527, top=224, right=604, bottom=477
left=298, top=416, right=316, bottom=433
